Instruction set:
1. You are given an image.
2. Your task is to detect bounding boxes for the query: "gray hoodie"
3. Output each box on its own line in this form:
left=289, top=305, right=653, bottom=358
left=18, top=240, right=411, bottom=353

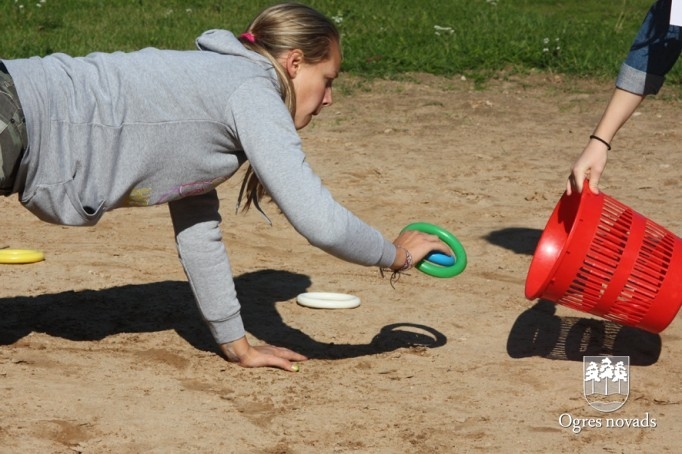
left=2, top=30, right=395, bottom=344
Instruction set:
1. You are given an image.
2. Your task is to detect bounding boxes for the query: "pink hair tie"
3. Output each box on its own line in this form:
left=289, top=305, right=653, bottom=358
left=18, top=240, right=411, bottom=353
left=240, top=32, right=256, bottom=44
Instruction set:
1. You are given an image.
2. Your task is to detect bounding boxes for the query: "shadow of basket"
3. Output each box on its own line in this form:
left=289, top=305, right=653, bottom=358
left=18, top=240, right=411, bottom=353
left=507, top=300, right=662, bottom=366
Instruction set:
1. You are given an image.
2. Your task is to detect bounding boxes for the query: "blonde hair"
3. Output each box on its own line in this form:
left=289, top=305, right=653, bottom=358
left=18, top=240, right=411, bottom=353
left=236, top=2, right=340, bottom=214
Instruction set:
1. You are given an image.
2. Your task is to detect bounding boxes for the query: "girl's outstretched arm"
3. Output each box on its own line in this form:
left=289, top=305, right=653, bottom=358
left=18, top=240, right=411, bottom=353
left=568, top=88, right=644, bottom=195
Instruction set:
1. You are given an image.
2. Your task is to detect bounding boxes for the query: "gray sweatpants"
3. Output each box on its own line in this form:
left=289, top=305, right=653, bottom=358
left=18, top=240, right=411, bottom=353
left=0, top=62, right=27, bottom=196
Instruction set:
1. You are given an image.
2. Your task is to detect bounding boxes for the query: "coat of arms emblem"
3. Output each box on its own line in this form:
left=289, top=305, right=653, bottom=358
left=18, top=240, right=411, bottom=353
left=583, top=356, right=629, bottom=412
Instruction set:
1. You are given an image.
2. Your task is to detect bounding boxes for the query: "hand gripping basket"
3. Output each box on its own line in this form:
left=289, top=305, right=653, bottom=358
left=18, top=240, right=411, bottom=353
left=525, top=184, right=682, bottom=333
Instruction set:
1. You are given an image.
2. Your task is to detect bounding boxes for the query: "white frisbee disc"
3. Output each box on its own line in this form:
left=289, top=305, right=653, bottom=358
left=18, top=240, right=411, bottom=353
left=296, top=292, right=361, bottom=309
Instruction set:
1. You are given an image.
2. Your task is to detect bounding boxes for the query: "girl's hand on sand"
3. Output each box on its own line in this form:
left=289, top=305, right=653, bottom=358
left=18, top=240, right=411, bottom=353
left=391, top=229, right=452, bottom=270
left=221, top=337, right=307, bottom=372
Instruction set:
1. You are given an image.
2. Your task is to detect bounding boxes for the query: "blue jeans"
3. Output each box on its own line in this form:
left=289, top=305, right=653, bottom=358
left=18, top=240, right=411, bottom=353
left=617, top=0, right=682, bottom=95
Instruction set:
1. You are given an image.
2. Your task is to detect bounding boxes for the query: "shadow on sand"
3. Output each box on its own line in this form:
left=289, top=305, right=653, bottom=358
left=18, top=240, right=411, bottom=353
left=0, top=269, right=446, bottom=360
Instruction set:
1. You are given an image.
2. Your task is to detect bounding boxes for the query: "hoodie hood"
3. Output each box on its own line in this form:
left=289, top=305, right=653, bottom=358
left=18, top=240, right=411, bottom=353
left=195, top=30, right=274, bottom=73
left=196, top=30, right=280, bottom=99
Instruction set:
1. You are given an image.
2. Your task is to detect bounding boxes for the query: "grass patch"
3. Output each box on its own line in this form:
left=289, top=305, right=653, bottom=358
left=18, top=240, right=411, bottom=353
left=0, top=0, right=676, bottom=84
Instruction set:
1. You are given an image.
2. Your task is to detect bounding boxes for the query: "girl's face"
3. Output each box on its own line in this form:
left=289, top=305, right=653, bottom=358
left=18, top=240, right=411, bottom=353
left=280, top=41, right=342, bottom=130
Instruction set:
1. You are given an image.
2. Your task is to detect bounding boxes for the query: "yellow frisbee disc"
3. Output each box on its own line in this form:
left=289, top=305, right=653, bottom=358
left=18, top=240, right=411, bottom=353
left=0, top=249, right=45, bottom=264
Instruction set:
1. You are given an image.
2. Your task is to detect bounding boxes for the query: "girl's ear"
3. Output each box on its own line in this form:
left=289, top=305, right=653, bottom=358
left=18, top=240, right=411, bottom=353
left=280, top=49, right=304, bottom=79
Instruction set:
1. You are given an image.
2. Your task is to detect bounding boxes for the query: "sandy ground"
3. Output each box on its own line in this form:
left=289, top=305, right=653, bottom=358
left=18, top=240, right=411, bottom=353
left=1, top=73, right=681, bottom=453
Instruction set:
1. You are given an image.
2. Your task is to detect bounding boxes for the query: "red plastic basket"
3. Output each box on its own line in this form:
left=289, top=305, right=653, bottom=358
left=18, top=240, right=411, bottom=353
left=525, top=184, right=682, bottom=333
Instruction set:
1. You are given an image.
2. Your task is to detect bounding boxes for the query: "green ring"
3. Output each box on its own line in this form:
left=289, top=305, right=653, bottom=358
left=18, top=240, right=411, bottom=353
left=401, top=222, right=467, bottom=278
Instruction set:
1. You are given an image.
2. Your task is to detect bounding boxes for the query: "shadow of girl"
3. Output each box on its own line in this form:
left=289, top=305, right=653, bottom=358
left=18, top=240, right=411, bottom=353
left=0, top=269, right=447, bottom=360
left=237, top=270, right=447, bottom=359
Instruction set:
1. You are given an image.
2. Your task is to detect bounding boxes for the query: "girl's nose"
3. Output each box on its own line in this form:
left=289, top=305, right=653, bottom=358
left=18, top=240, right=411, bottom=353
left=322, top=88, right=333, bottom=107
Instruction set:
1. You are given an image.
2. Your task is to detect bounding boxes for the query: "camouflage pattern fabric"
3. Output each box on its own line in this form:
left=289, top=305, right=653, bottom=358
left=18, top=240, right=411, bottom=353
left=0, top=63, right=27, bottom=195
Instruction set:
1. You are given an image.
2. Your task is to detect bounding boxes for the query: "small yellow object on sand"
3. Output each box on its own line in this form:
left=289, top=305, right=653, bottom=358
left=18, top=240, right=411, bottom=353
left=0, top=249, right=45, bottom=264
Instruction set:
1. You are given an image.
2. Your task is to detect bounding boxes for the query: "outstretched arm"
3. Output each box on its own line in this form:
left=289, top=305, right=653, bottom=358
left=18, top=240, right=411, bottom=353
left=567, top=88, right=644, bottom=195
left=569, top=0, right=682, bottom=194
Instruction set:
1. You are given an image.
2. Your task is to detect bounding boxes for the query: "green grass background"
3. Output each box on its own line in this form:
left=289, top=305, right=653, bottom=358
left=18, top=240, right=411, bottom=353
left=1, top=0, right=677, bottom=84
